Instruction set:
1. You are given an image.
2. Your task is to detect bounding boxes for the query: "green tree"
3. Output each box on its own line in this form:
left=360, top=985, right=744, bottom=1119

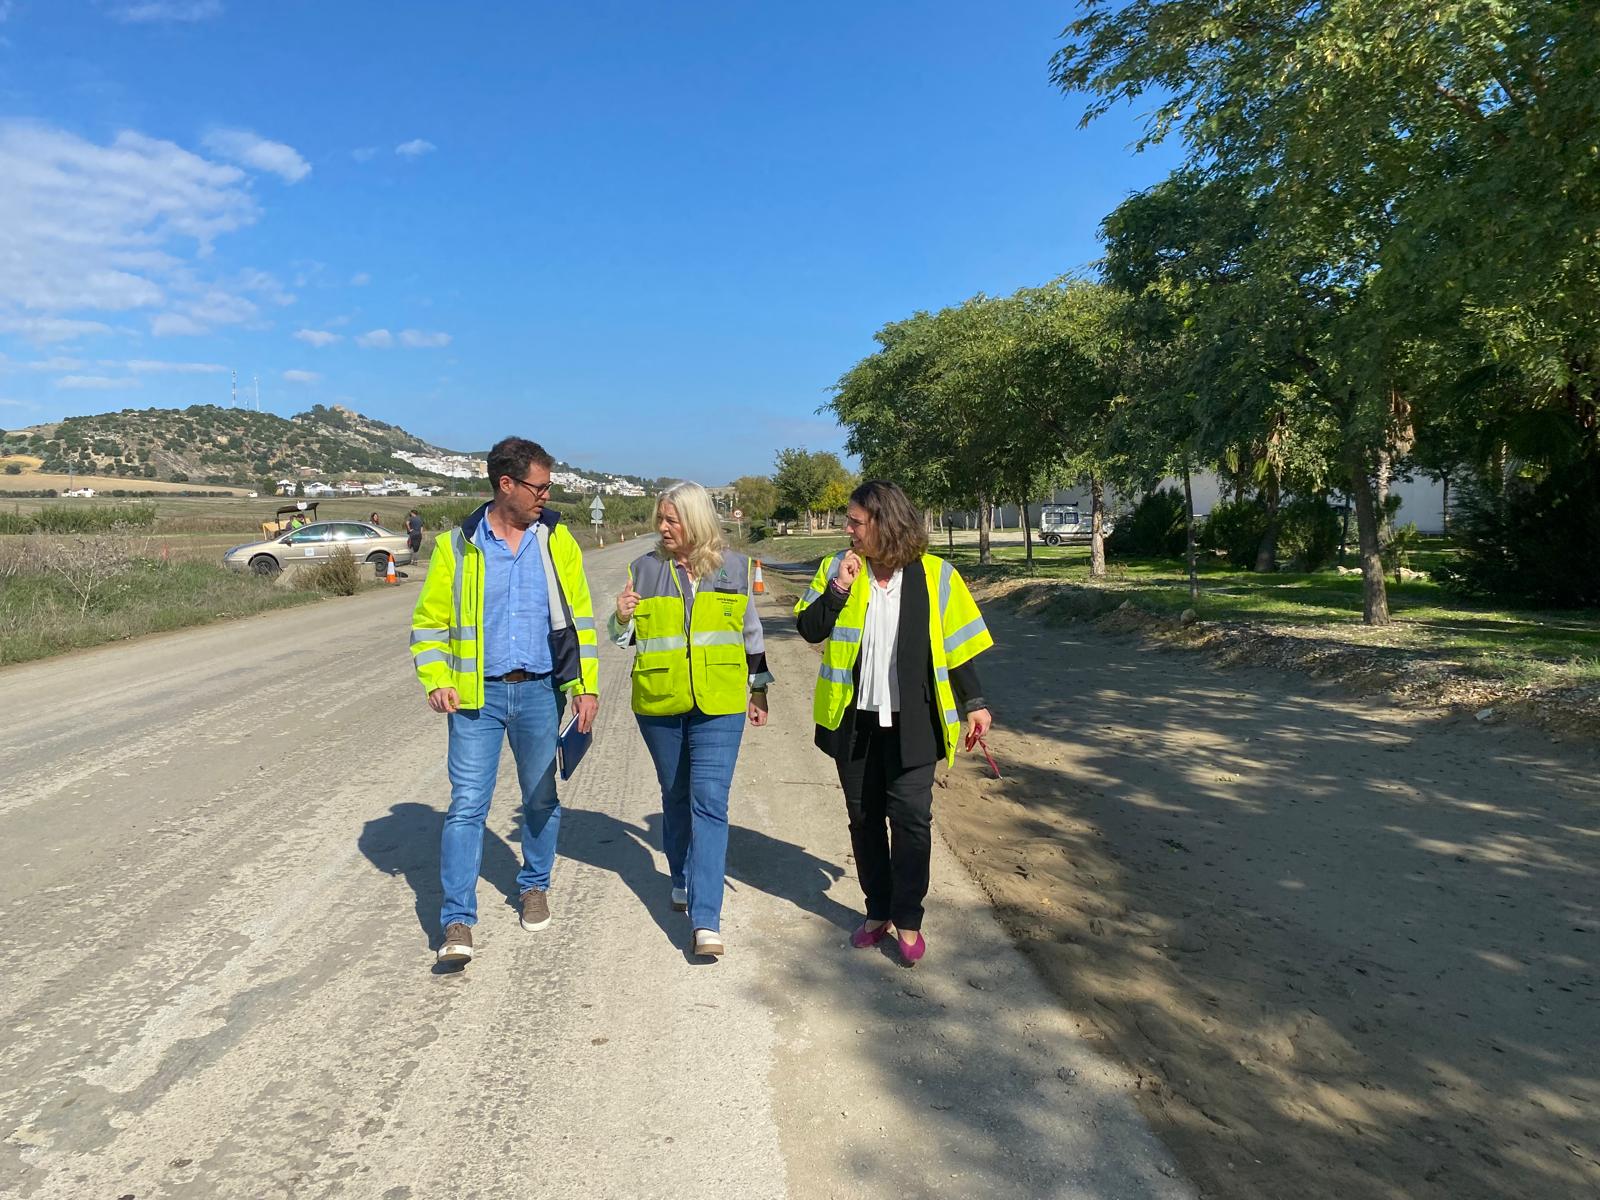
left=1055, top=0, right=1600, bottom=618
left=773, top=449, right=848, bottom=533
left=730, top=474, right=779, bottom=524
left=816, top=477, right=853, bottom=527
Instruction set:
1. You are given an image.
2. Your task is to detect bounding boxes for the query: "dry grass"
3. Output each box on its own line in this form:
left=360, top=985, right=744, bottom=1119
left=0, top=467, right=250, bottom=495
left=0, top=534, right=323, bottom=666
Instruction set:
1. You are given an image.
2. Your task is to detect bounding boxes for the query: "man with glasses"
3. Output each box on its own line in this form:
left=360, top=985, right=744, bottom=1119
left=410, top=436, right=601, bottom=966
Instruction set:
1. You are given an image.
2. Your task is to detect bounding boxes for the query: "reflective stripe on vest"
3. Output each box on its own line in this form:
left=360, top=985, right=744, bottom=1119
left=628, top=552, right=750, bottom=716
left=797, top=552, right=991, bottom=765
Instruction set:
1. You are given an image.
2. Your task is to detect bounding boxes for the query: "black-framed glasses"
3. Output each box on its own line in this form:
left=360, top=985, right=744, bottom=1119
left=507, top=476, right=553, bottom=498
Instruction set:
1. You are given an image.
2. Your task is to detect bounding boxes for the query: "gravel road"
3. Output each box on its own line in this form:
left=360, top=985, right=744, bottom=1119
left=0, top=539, right=1191, bottom=1200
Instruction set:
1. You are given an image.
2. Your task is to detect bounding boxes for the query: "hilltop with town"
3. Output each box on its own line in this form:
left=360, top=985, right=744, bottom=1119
left=0, top=403, right=650, bottom=498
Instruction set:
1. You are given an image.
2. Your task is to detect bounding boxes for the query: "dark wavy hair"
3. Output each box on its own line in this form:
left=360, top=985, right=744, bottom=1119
left=487, top=436, right=555, bottom=492
left=851, top=480, right=928, bottom=571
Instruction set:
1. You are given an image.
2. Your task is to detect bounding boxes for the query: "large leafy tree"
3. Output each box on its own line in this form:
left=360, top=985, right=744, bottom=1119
left=730, top=474, right=779, bottom=524
left=772, top=448, right=849, bottom=533
left=1054, top=2, right=1600, bottom=620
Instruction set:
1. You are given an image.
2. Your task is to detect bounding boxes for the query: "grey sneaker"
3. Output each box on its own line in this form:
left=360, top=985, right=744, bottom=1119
left=519, top=888, right=551, bottom=932
left=671, top=886, right=688, bottom=912
left=438, top=922, right=473, bottom=965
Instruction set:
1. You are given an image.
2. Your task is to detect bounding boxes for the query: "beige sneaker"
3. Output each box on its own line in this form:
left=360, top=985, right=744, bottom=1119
left=519, top=888, right=551, bottom=932
left=693, top=928, right=724, bottom=957
left=438, top=922, right=473, bottom=965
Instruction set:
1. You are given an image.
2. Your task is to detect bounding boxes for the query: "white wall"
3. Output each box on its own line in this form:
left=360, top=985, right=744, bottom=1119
left=958, top=471, right=1447, bottom=535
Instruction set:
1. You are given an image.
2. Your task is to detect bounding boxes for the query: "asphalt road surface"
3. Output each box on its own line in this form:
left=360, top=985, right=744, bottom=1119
left=0, top=539, right=1192, bottom=1200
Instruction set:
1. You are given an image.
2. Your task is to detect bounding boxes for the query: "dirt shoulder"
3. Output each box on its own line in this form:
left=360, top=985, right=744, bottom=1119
left=771, top=562, right=1600, bottom=1200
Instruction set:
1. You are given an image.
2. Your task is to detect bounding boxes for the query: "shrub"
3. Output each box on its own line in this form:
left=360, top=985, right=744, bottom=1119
left=1382, top=521, right=1421, bottom=582
left=3, top=464, right=21, bottom=475
left=31, top=504, right=157, bottom=533
left=1106, top=487, right=1188, bottom=557
left=416, top=498, right=482, bottom=528
left=1197, top=498, right=1269, bottom=568
left=1276, top=496, right=1342, bottom=572
left=307, top=546, right=362, bottom=595
left=1437, top=458, right=1600, bottom=606
left=0, top=511, right=32, bottom=534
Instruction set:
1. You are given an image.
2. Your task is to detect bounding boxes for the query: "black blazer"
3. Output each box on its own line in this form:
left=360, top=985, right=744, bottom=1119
left=796, top=561, right=987, bottom=768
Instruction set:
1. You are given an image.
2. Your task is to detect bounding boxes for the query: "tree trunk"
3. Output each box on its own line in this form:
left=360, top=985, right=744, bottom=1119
left=977, top=495, right=993, bottom=565
left=1375, top=446, right=1393, bottom=541
left=806, top=508, right=816, bottom=535
left=1089, top=474, right=1107, bottom=578
left=1182, top=467, right=1199, bottom=603
left=1349, top=450, right=1392, bottom=625
left=1021, top=496, right=1034, bottom=566
left=1254, top=468, right=1281, bottom=572
left=1439, top=469, right=1451, bottom=535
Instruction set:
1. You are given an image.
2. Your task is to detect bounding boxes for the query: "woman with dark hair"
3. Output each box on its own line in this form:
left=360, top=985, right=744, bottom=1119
left=795, top=480, right=994, bottom=965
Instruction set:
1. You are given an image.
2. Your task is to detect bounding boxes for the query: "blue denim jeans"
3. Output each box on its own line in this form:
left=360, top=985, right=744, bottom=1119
left=440, top=676, right=564, bottom=931
left=635, top=710, right=745, bottom=932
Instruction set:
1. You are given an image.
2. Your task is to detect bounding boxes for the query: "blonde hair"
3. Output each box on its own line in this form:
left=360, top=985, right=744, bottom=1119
left=656, top=481, right=726, bottom=579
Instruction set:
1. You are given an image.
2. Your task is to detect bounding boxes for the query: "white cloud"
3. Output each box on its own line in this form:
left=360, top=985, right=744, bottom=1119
left=15, top=356, right=88, bottom=371
left=351, top=146, right=378, bottom=163
left=0, top=316, right=115, bottom=343
left=0, top=121, right=264, bottom=341
left=55, top=375, right=137, bottom=390
left=108, top=1, right=223, bottom=22
left=294, top=329, right=341, bottom=347
left=150, top=313, right=208, bottom=337
left=399, top=329, right=451, bottom=349
left=202, top=128, right=310, bottom=184
left=356, top=328, right=394, bottom=349
left=395, top=139, right=436, bottom=158
left=0, top=398, right=31, bottom=408
left=283, top=369, right=321, bottom=384
left=125, top=359, right=225, bottom=374
left=350, top=272, right=371, bottom=287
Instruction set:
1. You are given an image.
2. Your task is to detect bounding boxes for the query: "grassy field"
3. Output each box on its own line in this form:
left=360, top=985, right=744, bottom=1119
left=0, top=490, right=409, bottom=665
left=0, top=550, right=326, bottom=667
left=953, top=543, right=1600, bottom=692
left=0, top=492, right=427, bottom=533
left=0, top=457, right=252, bottom=497
left=757, top=531, right=1600, bottom=695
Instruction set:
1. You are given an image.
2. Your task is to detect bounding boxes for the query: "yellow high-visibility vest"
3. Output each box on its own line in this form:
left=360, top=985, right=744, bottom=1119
left=795, top=552, right=991, bottom=765
left=409, top=506, right=599, bottom=708
left=626, top=551, right=753, bottom=717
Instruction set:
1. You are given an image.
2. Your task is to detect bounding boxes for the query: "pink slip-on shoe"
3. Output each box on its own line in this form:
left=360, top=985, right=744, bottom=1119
left=896, top=931, right=926, bottom=966
left=850, top=921, right=891, bottom=949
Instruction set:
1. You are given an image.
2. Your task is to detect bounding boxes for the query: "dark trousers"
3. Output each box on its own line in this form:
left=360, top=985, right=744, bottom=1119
left=837, top=711, right=937, bottom=930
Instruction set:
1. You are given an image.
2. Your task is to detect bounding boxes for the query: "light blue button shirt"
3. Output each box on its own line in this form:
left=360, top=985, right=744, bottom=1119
left=480, top=513, right=553, bottom=677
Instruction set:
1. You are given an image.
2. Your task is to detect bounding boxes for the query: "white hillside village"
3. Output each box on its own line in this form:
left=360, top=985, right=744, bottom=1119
left=273, top=451, right=648, bottom=497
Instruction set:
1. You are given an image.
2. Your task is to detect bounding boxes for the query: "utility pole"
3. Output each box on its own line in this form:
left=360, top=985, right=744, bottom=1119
left=231, top=369, right=238, bottom=408
left=253, top=375, right=260, bottom=412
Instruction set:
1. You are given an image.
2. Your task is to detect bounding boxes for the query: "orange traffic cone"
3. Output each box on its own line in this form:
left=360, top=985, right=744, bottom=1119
left=385, top=553, right=398, bottom=585
left=752, top=559, right=765, bottom=594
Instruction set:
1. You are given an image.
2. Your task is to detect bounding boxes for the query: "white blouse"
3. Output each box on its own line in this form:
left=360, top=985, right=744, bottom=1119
left=855, top=567, right=902, bottom=728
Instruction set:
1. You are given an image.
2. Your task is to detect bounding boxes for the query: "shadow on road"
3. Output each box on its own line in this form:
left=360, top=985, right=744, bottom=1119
left=926, top=600, right=1600, bottom=1200
left=557, top=807, right=856, bottom=950
left=358, top=801, right=522, bottom=947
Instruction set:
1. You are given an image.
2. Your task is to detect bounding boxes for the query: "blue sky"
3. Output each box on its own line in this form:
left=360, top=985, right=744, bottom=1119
left=0, top=1, right=1178, bottom=482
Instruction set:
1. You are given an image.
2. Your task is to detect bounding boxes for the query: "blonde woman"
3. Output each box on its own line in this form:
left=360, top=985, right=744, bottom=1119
left=610, top=482, right=772, bottom=957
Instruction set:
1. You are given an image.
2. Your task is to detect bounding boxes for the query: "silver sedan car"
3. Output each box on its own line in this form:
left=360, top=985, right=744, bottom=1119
left=223, top=520, right=416, bottom=577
